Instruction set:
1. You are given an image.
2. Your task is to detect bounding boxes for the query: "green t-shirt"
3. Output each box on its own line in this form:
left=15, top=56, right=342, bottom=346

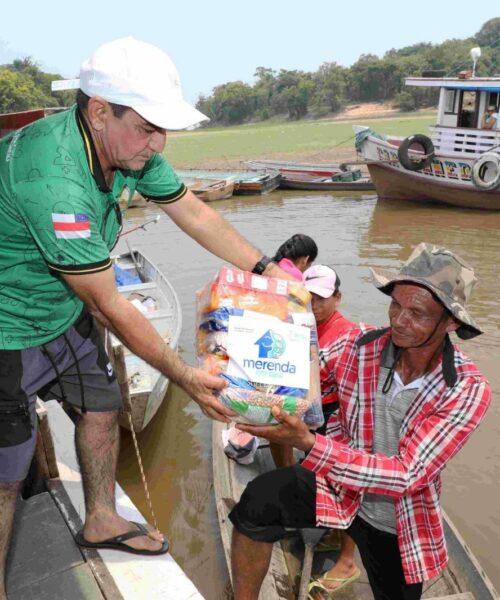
left=0, top=105, right=186, bottom=349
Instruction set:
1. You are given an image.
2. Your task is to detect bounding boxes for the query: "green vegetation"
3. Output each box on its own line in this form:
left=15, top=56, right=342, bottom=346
left=165, top=112, right=437, bottom=166
left=0, top=58, right=74, bottom=113
left=197, top=18, right=500, bottom=125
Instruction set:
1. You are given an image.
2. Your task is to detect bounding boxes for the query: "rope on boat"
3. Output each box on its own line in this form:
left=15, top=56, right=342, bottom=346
left=127, top=411, right=159, bottom=532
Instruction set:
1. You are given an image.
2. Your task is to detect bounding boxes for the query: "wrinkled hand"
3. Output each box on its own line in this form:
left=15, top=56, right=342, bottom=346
left=181, top=367, right=236, bottom=423
left=236, top=406, right=316, bottom=452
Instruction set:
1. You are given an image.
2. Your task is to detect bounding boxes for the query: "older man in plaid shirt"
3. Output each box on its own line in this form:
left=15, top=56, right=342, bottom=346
left=229, top=243, right=491, bottom=600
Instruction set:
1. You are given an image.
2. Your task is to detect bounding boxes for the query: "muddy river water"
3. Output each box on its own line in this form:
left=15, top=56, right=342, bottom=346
left=116, top=191, right=500, bottom=599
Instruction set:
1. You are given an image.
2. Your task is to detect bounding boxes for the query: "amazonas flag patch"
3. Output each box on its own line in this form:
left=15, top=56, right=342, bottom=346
left=52, top=213, right=91, bottom=239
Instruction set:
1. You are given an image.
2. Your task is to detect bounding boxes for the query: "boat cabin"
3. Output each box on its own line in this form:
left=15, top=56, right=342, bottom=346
left=405, top=75, right=500, bottom=158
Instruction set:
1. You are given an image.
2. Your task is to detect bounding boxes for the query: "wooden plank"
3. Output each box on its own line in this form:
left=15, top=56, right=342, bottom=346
left=7, top=492, right=86, bottom=594
left=46, top=479, right=124, bottom=600
left=8, top=563, right=105, bottom=600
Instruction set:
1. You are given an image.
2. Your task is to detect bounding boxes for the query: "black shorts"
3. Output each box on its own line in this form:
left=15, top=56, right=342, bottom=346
left=0, top=310, right=122, bottom=482
left=229, top=464, right=320, bottom=542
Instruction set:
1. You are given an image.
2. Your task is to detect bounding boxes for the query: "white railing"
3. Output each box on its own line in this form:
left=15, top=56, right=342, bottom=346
left=430, top=126, right=500, bottom=159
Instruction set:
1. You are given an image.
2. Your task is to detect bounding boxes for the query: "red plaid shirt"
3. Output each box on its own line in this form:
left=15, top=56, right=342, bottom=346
left=302, top=327, right=491, bottom=584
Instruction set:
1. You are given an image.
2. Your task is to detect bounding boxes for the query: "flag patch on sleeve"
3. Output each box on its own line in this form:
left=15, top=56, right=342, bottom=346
left=52, top=213, right=91, bottom=239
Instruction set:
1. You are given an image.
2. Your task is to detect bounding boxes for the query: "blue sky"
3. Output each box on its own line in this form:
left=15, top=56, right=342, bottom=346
left=1, top=2, right=497, bottom=104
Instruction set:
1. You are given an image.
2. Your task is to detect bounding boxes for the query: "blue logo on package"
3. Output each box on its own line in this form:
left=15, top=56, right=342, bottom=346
left=255, top=329, right=286, bottom=359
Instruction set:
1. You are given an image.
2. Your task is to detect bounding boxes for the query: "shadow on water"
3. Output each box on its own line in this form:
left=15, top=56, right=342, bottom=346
left=116, top=192, right=500, bottom=597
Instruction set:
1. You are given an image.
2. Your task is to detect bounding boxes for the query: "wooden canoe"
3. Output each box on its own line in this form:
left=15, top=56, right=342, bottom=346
left=212, top=420, right=499, bottom=599
left=109, top=248, right=182, bottom=432
left=180, top=176, right=235, bottom=201
left=175, top=169, right=281, bottom=195
left=279, top=173, right=375, bottom=192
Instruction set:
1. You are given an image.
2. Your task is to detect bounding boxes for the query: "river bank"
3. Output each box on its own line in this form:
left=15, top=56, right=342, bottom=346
left=167, top=107, right=437, bottom=169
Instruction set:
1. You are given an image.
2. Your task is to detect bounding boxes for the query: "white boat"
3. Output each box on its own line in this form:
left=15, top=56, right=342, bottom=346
left=213, top=419, right=500, bottom=599
left=109, top=248, right=182, bottom=432
left=355, top=62, right=500, bottom=209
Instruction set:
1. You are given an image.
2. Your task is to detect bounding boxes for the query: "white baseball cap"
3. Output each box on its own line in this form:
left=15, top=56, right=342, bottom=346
left=303, top=265, right=339, bottom=298
left=54, top=37, right=208, bottom=130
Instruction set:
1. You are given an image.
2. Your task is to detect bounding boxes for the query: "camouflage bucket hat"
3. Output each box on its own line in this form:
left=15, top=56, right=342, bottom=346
left=370, top=243, right=482, bottom=339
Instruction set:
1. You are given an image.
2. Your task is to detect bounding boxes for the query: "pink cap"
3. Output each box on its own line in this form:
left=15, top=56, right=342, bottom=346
left=303, top=265, right=338, bottom=298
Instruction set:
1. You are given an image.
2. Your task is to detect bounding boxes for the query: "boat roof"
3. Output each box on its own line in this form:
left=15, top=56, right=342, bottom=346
left=405, top=77, right=500, bottom=92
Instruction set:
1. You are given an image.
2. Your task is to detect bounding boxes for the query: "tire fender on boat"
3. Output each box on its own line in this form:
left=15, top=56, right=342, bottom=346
left=397, top=134, right=435, bottom=171
left=471, top=152, right=500, bottom=191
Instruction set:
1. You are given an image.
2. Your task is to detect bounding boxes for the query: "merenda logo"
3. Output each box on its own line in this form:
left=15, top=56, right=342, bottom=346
left=242, top=329, right=297, bottom=374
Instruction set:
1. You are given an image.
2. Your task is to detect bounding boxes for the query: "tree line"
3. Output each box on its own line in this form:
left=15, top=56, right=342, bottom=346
left=196, top=18, right=500, bottom=125
left=1, top=18, right=499, bottom=121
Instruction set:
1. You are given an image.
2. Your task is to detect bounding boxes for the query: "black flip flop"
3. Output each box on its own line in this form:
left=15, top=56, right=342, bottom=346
left=75, top=521, right=169, bottom=556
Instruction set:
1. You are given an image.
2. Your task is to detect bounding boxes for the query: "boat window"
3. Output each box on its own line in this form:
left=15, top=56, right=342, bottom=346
left=458, top=90, right=478, bottom=128
left=488, top=92, right=499, bottom=111
left=444, top=90, right=457, bottom=114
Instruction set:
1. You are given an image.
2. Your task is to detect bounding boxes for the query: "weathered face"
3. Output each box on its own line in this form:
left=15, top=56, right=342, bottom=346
left=388, top=283, right=457, bottom=348
left=311, top=291, right=341, bottom=325
left=95, top=102, right=167, bottom=171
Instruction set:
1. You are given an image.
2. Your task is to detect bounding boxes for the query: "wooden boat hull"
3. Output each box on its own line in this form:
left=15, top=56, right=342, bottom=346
left=368, top=162, right=500, bottom=210
left=359, top=131, right=500, bottom=210
left=176, top=169, right=281, bottom=195
left=110, top=249, right=182, bottom=432
left=235, top=173, right=281, bottom=195
left=213, top=418, right=499, bottom=599
left=280, top=176, right=375, bottom=192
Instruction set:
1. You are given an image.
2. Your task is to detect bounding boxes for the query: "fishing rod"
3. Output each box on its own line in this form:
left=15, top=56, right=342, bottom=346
left=119, top=214, right=161, bottom=237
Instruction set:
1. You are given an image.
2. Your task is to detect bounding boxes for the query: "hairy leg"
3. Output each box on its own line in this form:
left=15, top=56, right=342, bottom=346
left=75, top=410, right=163, bottom=551
left=231, top=529, right=273, bottom=600
left=0, top=481, right=21, bottom=599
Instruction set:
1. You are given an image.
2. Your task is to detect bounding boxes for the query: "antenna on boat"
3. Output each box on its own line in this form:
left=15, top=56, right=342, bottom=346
left=470, top=47, right=481, bottom=78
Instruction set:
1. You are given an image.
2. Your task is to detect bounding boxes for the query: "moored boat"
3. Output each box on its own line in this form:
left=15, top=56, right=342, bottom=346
left=109, top=248, right=182, bottom=432
left=179, top=176, right=235, bottom=201
left=355, top=64, right=500, bottom=210
left=0, top=107, right=66, bottom=138
left=213, top=419, right=500, bottom=599
left=242, top=159, right=345, bottom=178
left=279, top=172, right=375, bottom=192
left=175, top=169, right=281, bottom=195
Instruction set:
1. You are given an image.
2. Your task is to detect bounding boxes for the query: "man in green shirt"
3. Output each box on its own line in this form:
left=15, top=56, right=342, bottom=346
left=0, top=37, right=286, bottom=595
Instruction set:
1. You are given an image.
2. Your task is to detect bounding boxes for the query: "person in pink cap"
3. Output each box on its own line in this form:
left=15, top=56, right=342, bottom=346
left=303, top=264, right=360, bottom=593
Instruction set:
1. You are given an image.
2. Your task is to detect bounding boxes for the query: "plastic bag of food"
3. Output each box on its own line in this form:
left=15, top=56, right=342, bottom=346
left=196, top=266, right=323, bottom=428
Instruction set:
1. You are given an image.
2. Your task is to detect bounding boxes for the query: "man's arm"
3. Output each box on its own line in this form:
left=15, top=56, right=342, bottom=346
left=241, top=377, right=491, bottom=498
left=160, top=189, right=290, bottom=279
left=62, top=268, right=234, bottom=422
left=301, top=377, right=491, bottom=498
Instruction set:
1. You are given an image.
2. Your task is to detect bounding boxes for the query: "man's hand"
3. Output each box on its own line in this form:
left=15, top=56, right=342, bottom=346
left=236, top=406, right=316, bottom=452
left=181, top=367, right=236, bottom=423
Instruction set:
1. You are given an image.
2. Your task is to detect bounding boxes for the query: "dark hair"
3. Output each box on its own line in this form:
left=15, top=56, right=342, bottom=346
left=76, top=89, right=130, bottom=118
left=332, top=270, right=341, bottom=295
left=273, top=234, right=318, bottom=264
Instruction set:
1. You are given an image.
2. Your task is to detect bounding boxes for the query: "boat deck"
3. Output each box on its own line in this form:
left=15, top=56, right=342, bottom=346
left=7, top=490, right=118, bottom=600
